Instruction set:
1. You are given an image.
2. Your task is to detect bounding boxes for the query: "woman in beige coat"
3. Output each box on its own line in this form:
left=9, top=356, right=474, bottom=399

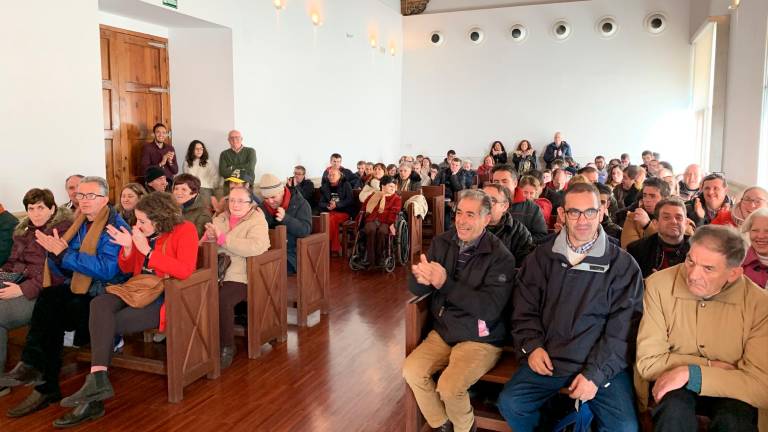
left=203, top=187, right=269, bottom=369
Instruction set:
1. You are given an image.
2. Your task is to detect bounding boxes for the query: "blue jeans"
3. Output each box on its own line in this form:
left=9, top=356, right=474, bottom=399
left=498, top=364, right=638, bottom=432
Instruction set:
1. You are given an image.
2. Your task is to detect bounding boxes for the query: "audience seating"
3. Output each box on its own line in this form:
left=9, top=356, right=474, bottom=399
left=77, top=241, right=220, bottom=403
left=420, top=185, right=445, bottom=245
left=341, top=188, right=362, bottom=258
left=398, top=190, right=424, bottom=264
left=289, top=213, right=330, bottom=327
left=234, top=225, right=288, bottom=359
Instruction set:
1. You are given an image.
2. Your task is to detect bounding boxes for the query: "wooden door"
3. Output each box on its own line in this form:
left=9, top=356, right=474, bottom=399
left=101, top=25, right=171, bottom=202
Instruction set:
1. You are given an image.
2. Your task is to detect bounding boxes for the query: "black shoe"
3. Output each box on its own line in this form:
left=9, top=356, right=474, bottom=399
left=0, top=386, right=9, bottom=398
left=436, top=420, right=453, bottom=432
left=53, top=401, right=105, bottom=428
left=60, top=371, right=114, bottom=408
left=0, top=362, right=45, bottom=387
left=221, top=345, right=236, bottom=370
left=7, top=390, right=60, bottom=418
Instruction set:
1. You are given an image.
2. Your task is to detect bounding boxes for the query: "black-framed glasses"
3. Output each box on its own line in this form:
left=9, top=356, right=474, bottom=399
left=564, top=208, right=599, bottom=221
left=490, top=198, right=508, bottom=205
left=75, top=193, right=105, bottom=201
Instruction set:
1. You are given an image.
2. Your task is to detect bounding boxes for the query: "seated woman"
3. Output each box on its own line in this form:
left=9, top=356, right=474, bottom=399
left=511, top=139, right=537, bottom=174
left=116, top=183, right=147, bottom=226
left=360, top=176, right=401, bottom=268
left=386, top=164, right=398, bottom=178
left=58, top=192, right=198, bottom=417
left=489, top=140, right=508, bottom=165
left=360, top=163, right=386, bottom=202
left=712, top=186, right=768, bottom=228
left=173, top=173, right=212, bottom=238
left=417, top=158, right=432, bottom=186
left=476, top=155, right=495, bottom=186
left=205, top=187, right=269, bottom=369
left=742, top=208, right=768, bottom=289
left=605, top=164, right=623, bottom=191
left=320, top=168, right=355, bottom=255
left=0, top=189, right=72, bottom=398
left=397, top=162, right=422, bottom=192
left=517, top=175, right=552, bottom=230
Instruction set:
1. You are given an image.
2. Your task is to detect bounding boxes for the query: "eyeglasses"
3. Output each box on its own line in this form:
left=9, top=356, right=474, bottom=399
left=743, top=197, right=767, bottom=205
left=75, top=193, right=105, bottom=201
left=563, top=208, right=600, bottom=221
left=490, top=198, right=508, bottom=205
left=229, top=199, right=252, bottom=205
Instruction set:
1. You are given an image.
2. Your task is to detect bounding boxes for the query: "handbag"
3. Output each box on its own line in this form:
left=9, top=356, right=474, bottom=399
left=217, top=252, right=232, bottom=285
left=106, top=274, right=165, bottom=308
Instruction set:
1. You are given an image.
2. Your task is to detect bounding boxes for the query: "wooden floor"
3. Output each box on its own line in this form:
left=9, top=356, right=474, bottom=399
left=0, top=257, right=415, bottom=432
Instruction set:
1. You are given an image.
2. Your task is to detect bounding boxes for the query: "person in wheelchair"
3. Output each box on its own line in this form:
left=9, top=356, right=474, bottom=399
left=359, top=176, right=402, bottom=269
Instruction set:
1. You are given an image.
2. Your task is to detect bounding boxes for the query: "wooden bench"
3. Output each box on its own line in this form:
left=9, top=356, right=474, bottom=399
left=77, top=241, right=220, bottom=403
left=238, top=225, right=288, bottom=358
left=398, top=190, right=424, bottom=264
left=406, top=293, right=514, bottom=432
left=289, top=213, right=330, bottom=327
left=420, top=185, right=445, bottom=246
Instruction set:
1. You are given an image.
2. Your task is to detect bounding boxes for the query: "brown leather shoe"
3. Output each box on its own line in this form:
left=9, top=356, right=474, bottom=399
left=7, top=390, right=60, bottom=418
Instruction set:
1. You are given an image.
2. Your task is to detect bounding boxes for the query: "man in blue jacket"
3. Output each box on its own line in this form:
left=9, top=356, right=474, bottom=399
left=0, top=176, right=128, bottom=426
left=403, top=189, right=516, bottom=432
left=542, top=131, right=572, bottom=169
left=498, top=182, right=643, bottom=432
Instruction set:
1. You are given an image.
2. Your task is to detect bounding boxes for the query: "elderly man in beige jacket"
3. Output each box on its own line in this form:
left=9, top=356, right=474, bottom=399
left=636, top=225, right=768, bottom=432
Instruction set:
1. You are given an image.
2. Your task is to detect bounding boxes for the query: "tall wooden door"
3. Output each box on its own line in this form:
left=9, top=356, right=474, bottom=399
left=101, top=25, right=171, bottom=202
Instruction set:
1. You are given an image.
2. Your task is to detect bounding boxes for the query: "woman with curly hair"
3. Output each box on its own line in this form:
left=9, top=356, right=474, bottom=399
left=182, top=140, right=219, bottom=206
left=115, top=183, right=147, bottom=226
left=512, top=139, right=537, bottom=174
left=57, top=192, right=198, bottom=422
left=489, top=140, right=508, bottom=165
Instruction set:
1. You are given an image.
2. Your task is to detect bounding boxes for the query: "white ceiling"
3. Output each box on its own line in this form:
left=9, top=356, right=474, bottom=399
left=98, top=0, right=223, bottom=28
left=424, top=0, right=590, bottom=14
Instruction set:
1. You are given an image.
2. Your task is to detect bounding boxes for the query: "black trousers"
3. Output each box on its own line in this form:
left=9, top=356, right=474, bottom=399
left=652, top=388, right=757, bottom=432
left=219, top=281, right=247, bottom=349
left=21, top=284, right=92, bottom=396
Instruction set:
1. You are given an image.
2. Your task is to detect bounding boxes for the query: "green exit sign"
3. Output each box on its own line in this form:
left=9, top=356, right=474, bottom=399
left=163, top=0, right=178, bottom=9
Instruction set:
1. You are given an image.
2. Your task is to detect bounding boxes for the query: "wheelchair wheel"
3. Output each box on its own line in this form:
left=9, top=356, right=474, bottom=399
left=384, top=256, right=396, bottom=273
left=349, top=256, right=366, bottom=271
left=397, top=221, right=410, bottom=265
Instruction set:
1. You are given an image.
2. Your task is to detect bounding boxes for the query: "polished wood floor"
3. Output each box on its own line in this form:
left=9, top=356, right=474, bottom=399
left=0, top=257, right=415, bottom=432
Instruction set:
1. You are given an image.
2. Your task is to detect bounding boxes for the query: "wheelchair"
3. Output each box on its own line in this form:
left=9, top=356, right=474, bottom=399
left=348, top=209, right=410, bottom=273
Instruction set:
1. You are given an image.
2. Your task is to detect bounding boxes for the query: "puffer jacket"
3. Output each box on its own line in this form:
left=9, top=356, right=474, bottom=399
left=409, top=229, right=516, bottom=346
left=181, top=194, right=212, bottom=238
left=486, top=212, right=534, bottom=266
left=212, top=207, right=270, bottom=284
left=508, top=200, right=548, bottom=244
left=1, top=208, right=73, bottom=299
left=512, top=227, right=644, bottom=387
left=319, top=177, right=355, bottom=215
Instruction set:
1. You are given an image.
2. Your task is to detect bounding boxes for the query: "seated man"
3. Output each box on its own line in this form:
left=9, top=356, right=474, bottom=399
left=491, top=164, right=548, bottom=244
left=286, top=165, right=316, bottom=209
left=614, top=165, right=641, bottom=211
left=0, top=176, right=128, bottom=419
left=482, top=183, right=534, bottom=266
left=678, top=164, right=701, bottom=201
left=437, top=157, right=472, bottom=230
left=577, top=166, right=599, bottom=184
left=636, top=225, right=768, bottom=431
left=627, top=198, right=691, bottom=278
left=61, top=174, right=84, bottom=212
left=145, top=165, right=169, bottom=193
left=686, top=173, right=733, bottom=227
left=321, top=153, right=360, bottom=189
left=620, top=177, right=671, bottom=248
left=403, top=189, right=516, bottom=432
left=498, top=182, right=643, bottom=432
left=397, top=162, right=422, bottom=192
left=319, top=168, right=355, bottom=255
left=595, top=183, right=622, bottom=240
left=258, top=173, right=312, bottom=274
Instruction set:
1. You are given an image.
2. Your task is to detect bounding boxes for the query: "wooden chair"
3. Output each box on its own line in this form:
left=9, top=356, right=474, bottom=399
left=239, top=225, right=288, bottom=359
left=398, top=190, right=424, bottom=264
left=420, top=185, right=445, bottom=244
left=405, top=294, right=514, bottom=432
left=289, top=213, right=330, bottom=327
left=78, top=242, right=220, bottom=403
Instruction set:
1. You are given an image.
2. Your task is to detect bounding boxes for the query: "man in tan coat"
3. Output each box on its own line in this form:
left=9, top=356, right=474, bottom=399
left=636, top=225, right=768, bottom=431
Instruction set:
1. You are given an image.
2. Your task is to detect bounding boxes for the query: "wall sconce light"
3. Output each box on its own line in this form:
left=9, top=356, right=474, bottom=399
left=311, top=11, right=322, bottom=26
left=728, top=0, right=740, bottom=10
left=370, top=36, right=377, bottom=48
left=273, top=0, right=285, bottom=10
left=389, top=45, right=396, bottom=56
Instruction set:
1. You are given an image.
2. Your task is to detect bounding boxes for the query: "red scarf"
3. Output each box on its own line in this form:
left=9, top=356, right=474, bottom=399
left=263, top=187, right=291, bottom=217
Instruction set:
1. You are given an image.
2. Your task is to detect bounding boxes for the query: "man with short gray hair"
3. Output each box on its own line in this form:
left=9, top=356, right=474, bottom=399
left=636, top=225, right=768, bottom=432
left=403, top=189, right=516, bottom=432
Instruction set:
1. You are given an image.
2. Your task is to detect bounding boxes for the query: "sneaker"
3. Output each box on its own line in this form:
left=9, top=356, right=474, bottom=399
left=152, top=333, right=166, bottom=343
left=113, top=336, right=124, bottom=353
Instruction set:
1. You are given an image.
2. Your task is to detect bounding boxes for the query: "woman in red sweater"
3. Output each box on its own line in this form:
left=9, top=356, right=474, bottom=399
left=361, top=176, right=402, bottom=268
left=57, top=192, right=198, bottom=421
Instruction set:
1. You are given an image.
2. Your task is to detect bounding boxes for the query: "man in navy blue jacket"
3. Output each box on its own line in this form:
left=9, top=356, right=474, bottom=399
left=542, top=131, right=572, bottom=169
left=498, top=182, right=643, bottom=432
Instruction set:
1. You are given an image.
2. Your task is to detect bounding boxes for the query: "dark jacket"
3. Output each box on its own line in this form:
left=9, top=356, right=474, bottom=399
left=1, top=208, right=73, bottom=299
left=613, top=183, right=640, bottom=210
left=542, top=142, right=572, bottom=168
left=614, top=201, right=638, bottom=229
left=491, top=152, right=508, bottom=165
left=627, top=233, right=691, bottom=278
left=409, top=230, right=516, bottom=346
left=398, top=171, right=422, bottom=192
left=438, top=168, right=472, bottom=199
left=512, top=151, right=538, bottom=174
left=601, top=217, right=623, bottom=241
left=0, top=209, right=19, bottom=267
left=508, top=200, right=548, bottom=244
left=486, top=212, right=534, bottom=266
left=322, top=167, right=361, bottom=189
left=512, top=227, right=644, bottom=387
left=319, top=178, right=355, bottom=215
left=261, top=188, right=312, bottom=271
left=290, top=179, right=316, bottom=209
left=685, top=195, right=734, bottom=227
left=181, top=195, right=212, bottom=239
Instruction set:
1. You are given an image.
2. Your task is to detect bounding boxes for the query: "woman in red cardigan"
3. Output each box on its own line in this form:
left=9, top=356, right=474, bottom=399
left=56, top=192, right=198, bottom=423
left=361, top=176, right=402, bottom=268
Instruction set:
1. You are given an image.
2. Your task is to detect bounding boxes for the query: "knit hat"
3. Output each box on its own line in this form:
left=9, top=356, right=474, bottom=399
left=145, top=166, right=165, bottom=183
left=258, top=173, right=284, bottom=198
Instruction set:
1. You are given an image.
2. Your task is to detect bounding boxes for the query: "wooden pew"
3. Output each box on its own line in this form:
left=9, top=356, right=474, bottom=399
left=77, top=242, right=220, bottom=403
left=405, top=294, right=514, bottom=432
left=420, top=185, right=445, bottom=244
left=289, top=213, right=330, bottom=327
left=398, top=190, right=424, bottom=264
left=241, top=225, right=288, bottom=359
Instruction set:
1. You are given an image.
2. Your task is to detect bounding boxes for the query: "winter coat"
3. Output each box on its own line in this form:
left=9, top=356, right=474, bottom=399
left=117, top=221, right=198, bottom=280
left=686, top=195, right=734, bottom=227
left=1, top=208, right=73, bottom=299
left=508, top=200, right=548, bottom=244
left=742, top=247, right=768, bottom=289
left=290, top=179, right=316, bottom=209
left=437, top=168, right=472, bottom=199
left=486, top=212, right=534, bottom=266
left=397, top=171, right=422, bottom=192
left=512, top=151, right=538, bottom=174
left=627, top=233, right=690, bottom=278
left=512, top=227, right=644, bottom=387
left=491, top=151, right=508, bottom=165
left=0, top=209, right=19, bottom=267
left=613, top=183, right=640, bottom=210
left=319, top=178, right=355, bottom=215
left=322, top=167, right=361, bottom=189
left=542, top=142, right=572, bottom=168
left=181, top=195, right=212, bottom=239
left=260, top=188, right=312, bottom=270
left=409, top=230, right=516, bottom=346
left=212, top=207, right=270, bottom=284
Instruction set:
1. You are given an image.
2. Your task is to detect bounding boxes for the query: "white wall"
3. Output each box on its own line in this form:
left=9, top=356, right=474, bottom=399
left=0, top=1, right=105, bottom=212
left=402, top=0, right=693, bottom=170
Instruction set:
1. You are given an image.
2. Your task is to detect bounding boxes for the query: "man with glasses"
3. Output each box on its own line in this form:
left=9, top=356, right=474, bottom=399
left=491, top=164, right=548, bottom=244
left=686, top=173, right=733, bottom=227
left=482, top=183, right=534, bottom=265
left=219, top=130, right=257, bottom=194
left=498, top=182, right=644, bottom=432
left=287, top=165, right=316, bottom=210
left=0, top=176, right=128, bottom=423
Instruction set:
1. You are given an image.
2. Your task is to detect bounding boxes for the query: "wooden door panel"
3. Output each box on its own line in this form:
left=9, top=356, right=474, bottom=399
left=100, top=36, right=111, bottom=81
left=102, top=89, right=113, bottom=131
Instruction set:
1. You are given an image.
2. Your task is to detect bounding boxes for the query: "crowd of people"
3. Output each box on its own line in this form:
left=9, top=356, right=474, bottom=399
left=0, top=126, right=766, bottom=431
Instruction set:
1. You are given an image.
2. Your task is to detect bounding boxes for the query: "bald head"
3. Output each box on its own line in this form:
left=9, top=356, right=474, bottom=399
left=683, top=164, right=701, bottom=190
